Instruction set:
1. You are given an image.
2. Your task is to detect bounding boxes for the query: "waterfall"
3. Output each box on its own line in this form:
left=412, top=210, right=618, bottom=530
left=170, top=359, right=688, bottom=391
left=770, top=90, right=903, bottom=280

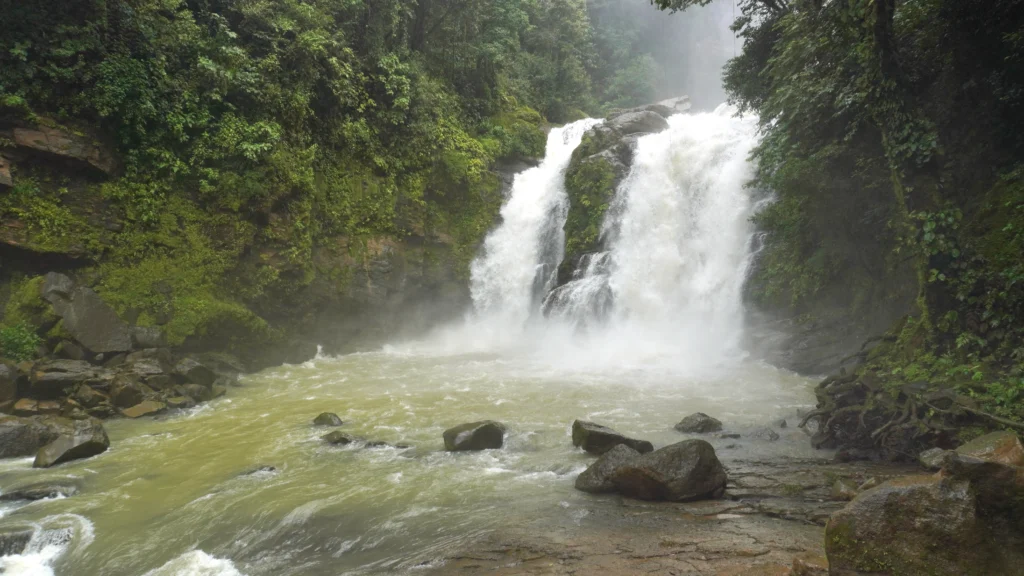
left=469, top=119, right=601, bottom=330
left=457, top=105, right=757, bottom=369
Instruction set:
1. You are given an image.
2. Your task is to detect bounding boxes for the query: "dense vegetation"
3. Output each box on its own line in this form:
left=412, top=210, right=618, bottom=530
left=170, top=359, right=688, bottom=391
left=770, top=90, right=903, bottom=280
left=0, top=0, right=673, bottom=360
left=657, top=0, right=1024, bottom=454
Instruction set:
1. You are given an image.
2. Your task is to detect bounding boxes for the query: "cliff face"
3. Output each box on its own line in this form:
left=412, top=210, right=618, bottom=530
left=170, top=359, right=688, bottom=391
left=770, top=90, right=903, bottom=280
left=0, top=118, right=518, bottom=368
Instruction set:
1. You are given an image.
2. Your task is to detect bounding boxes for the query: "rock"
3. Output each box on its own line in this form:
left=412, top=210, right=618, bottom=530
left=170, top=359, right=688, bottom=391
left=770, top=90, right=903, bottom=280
left=30, top=359, right=97, bottom=399
left=443, top=421, right=507, bottom=451
left=0, top=480, right=80, bottom=501
left=126, top=357, right=167, bottom=378
left=575, top=444, right=642, bottom=494
left=654, top=96, right=691, bottom=115
left=323, top=431, right=355, bottom=445
left=313, top=412, right=343, bottom=426
left=145, top=374, right=175, bottom=390
left=0, top=154, right=11, bottom=188
left=607, top=110, right=670, bottom=135
left=12, top=398, right=38, bottom=416
left=749, top=427, right=781, bottom=442
left=181, top=383, right=213, bottom=402
left=54, top=288, right=132, bottom=353
left=211, top=385, right=227, bottom=399
left=239, top=465, right=277, bottom=476
left=121, top=400, right=166, bottom=419
left=0, top=415, right=68, bottom=457
left=73, top=384, right=107, bottom=408
left=825, top=474, right=1010, bottom=576
left=109, top=378, right=153, bottom=408
left=716, top=432, right=741, bottom=439
left=609, top=439, right=727, bottom=502
left=37, top=400, right=61, bottom=415
left=830, top=478, right=858, bottom=501
left=674, top=412, right=723, bottom=434
left=130, top=326, right=166, bottom=349
left=54, top=340, right=87, bottom=361
left=919, top=447, right=951, bottom=470
left=955, top=430, right=1024, bottom=467
left=174, top=357, right=217, bottom=387
left=774, top=418, right=788, bottom=429
left=0, top=363, right=17, bottom=405
left=571, top=420, right=654, bottom=455
left=103, top=353, right=127, bottom=369
left=791, top=554, right=829, bottom=576
left=40, top=272, right=75, bottom=304
left=13, top=124, right=117, bottom=174
left=33, top=418, right=109, bottom=468
left=0, top=526, right=33, bottom=556
left=165, top=396, right=195, bottom=410
left=940, top=452, right=1024, bottom=519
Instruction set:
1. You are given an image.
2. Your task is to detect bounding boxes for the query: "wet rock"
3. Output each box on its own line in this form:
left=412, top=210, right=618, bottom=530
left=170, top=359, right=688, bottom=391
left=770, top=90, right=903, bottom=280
left=774, top=418, right=788, bottom=429
left=940, top=453, right=1024, bottom=519
left=313, top=412, right=343, bottom=426
left=181, top=383, right=213, bottom=402
left=610, top=439, right=727, bottom=502
left=0, top=526, right=33, bottom=556
left=103, top=353, right=127, bottom=369
left=145, top=374, right=175, bottom=391
left=130, top=326, right=166, bottom=349
left=165, top=396, right=196, bottom=410
left=40, top=272, right=75, bottom=303
left=830, top=478, right=858, bottom=501
left=919, top=447, right=951, bottom=470
left=716, top=432, right=741, bottom=439
left=323, top=431, right=355, bottom=445
left=858, top=477, right=880, bottom=491
left=0, top=415, right=67, bottom=458
left=73, top=384, right=107, bottom=408
left=173, top=357, right=217, bottom=387
left=37, top=400, right=61, bottom=415
left=571, top=420, right=653, bottom=455
left=748, top=427, right=781, bottom=442
left=109, top=378, right=153, bottom=408
left=575, top=444, right=641, bottom=494
left=0, top=363, right=17, bottom=405
left=791, top=554, right=829, bottom=576
left=211, top=384, right=227, bottom=399
left=13, top=398, right=39, bottom=417
left=443, top=421, right=507, bottom=451
left=674, top=412, right=723, bottom=434
left=825, top=474, right=1009, bottom=576
left=33, top=418, right=110, bottom=468
left=54, top=287, right=132, bottom=353
left=240, top=465, right=277, bottom=476
left=955, top=430, right=1024, bottom=467
left=121, top=400, right=166, bottom=419
left=0, top=480, right=80, bottom=501
left=607, top=110, right=670, bottom=135
left=30, top=359, right=97, bottom=399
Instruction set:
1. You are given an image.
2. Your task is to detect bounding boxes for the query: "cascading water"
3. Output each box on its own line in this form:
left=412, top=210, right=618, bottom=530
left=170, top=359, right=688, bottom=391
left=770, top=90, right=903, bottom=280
left=468, top=119, right=602, bottom=334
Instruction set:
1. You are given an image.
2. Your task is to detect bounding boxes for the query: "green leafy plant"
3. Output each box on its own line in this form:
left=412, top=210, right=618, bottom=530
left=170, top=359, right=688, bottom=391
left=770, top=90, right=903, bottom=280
left=0, top=323, right=42, bottom=361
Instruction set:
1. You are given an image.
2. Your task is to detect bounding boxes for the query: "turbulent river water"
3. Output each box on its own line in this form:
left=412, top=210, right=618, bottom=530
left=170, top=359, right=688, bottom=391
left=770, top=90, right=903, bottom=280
left=0, top=106, right=817, bottom=576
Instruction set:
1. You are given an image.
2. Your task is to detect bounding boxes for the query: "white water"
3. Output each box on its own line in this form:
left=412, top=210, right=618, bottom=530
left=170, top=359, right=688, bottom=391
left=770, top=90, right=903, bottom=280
left=468, top=119, right=602, bottom=337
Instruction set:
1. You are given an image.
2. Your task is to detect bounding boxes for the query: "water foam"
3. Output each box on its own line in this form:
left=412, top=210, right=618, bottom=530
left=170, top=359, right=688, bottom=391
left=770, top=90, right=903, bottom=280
left=141, top=551, right=244, bottom=576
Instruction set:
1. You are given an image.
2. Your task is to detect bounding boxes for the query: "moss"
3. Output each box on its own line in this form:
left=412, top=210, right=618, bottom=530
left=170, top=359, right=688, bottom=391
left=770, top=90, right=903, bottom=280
left=561, top=155, right=618, bottom=276
left=2, top=276, right=55, bottom=330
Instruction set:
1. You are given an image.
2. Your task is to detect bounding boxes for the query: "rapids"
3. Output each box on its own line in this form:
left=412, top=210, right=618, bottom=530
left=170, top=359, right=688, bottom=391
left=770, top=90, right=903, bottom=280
left=0, top=106, right=817, bottom=576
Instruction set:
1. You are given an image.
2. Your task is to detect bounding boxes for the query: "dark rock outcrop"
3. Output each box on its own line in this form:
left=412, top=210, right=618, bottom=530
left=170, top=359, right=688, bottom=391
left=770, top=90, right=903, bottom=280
left=33, top=417, right=109, bottom=467
left=313, top=412, right=343, bottom=426
left=0, top=415, right=67, bottom=458
left=323, top=431, right=355, bottom=445
left=609, top=439, right=727, bottom=502
left=571, top=420, right=653, bottom=455
left=443, top=421, right=506, bottom=451
left=575, top=444, right=641, bottom=494
left=674, top=412, right=723, bottom=434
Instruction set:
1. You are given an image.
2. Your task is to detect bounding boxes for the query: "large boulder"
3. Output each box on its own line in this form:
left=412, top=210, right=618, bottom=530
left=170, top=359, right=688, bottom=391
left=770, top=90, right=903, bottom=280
left=443, top=421, right=506, bottom=451
left=0, top=415, right=68, bottom=458
left=313, top=412, right=343, bottom=426
left=33, top=417, right=109, bottom=468
left=674, top=412, right=723, bottom=433
left=571, top=420, right=653, bottom=455
left=955, top=431, right=1024, bottom=467
left=607, top=110, right=670, bottom=135
left=609, top=439, right=727, bottom=502
left=50, top=287, right=131, bottom=353
left=29, top=359, right=98, bottom=399
left=130, top=326, right=166, bottom=349
left=174, top=357, right=217, bottom=387
left=41, top=272, right=75, bottom=303
left=575, top=444, right=641, bottom=494
left=73, top=384, right=107, bottom=408
left=109, top=377, right=153, bottom=408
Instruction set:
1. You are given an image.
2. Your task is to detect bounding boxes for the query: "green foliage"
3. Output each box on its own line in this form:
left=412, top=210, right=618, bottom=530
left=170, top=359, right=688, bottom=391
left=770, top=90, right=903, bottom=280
left=2, top=277, right=54, bottom=329
left=0, top=323, right=41, bottom=361
left=563, top=155, right=617, bottom=269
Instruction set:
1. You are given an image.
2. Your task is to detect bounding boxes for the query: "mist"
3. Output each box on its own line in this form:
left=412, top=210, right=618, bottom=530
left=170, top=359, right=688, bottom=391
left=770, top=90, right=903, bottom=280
left=589, top=0, right=738, bottom=110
